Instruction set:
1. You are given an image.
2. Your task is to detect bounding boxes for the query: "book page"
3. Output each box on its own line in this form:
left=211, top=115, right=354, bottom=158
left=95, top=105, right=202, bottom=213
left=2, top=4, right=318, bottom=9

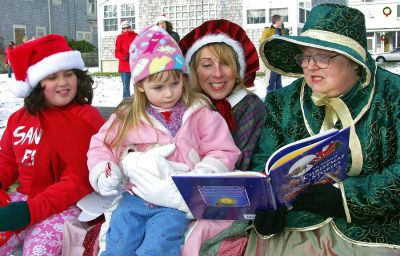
left=77, top=191, right=121, bottom=221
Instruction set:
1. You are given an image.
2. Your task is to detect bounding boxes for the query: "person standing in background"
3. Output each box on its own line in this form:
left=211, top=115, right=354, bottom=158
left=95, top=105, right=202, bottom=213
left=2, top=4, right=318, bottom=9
left=115, top=20, right=137, bottom=99
left=155, top=14, right=180, bottom=43
left=259, top=14, right=286, bottom=94
left=5, top=41, right=16, bottom=78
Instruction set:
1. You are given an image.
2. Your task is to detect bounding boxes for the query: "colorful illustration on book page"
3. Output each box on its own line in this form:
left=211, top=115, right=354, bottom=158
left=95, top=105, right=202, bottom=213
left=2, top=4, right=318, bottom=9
left=198, top=186, right=251, bottom=208
left=277, top=139, right=347, bottom=206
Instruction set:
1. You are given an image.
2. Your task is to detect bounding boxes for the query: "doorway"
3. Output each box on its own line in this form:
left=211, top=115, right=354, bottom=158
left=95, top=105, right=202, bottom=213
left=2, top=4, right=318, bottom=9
left=14, top=26, right=26, bottom=45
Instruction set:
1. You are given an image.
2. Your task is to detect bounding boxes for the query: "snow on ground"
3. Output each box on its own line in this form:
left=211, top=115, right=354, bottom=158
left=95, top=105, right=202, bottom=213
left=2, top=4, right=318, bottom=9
left=1, top=64, right=400, bottom=138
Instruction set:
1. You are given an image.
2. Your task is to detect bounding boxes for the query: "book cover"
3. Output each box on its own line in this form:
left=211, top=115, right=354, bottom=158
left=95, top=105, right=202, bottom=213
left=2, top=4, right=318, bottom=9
left=172, top=127, right=350, bottom=220
left=267, top=127, right=350, bottom=208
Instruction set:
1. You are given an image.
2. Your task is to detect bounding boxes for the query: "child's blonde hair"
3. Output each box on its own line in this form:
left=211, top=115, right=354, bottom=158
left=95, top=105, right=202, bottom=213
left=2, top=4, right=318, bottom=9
left=189, top=43, right=247, bottom=95
left=105, top=69, right=209, bottom=151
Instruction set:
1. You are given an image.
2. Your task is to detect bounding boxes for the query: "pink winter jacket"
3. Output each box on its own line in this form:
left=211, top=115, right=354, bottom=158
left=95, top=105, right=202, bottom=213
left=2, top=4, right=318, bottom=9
left=87, top=101, right=241, bottom=190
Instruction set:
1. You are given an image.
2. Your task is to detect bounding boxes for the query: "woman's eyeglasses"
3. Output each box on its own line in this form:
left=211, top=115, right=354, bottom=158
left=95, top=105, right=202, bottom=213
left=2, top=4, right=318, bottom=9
left=294, top=54, right=339, bottom=69
left=122, top=27, right=131, bottom=30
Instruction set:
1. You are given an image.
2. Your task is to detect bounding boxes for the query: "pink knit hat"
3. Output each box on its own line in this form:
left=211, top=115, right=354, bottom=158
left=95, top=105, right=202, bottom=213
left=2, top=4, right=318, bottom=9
left=129, top=25, right=185, bottom=83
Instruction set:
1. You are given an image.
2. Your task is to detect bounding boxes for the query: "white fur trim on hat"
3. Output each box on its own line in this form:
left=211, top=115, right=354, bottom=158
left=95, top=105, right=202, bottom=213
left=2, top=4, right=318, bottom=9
left=27, top=51, right=84, bottom=90
left=155, top=15, right=168, bottom=24
left=184, top=34, right=246, bottom=78
left=11, top=80, right=33, bottom=98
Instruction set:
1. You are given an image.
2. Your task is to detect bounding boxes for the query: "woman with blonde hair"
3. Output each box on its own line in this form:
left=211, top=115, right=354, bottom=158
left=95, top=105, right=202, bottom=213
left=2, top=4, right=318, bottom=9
left=178, top=19, right=266, bottom=255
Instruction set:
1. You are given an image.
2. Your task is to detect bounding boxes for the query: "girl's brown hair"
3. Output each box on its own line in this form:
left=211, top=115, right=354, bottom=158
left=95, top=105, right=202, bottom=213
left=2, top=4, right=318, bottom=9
left=24, top=69, right=94, bottom=115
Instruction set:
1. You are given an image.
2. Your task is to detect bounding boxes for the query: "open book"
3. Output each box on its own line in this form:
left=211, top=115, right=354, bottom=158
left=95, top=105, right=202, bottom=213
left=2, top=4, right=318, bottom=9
left=172, top=127, right=350, bottom=220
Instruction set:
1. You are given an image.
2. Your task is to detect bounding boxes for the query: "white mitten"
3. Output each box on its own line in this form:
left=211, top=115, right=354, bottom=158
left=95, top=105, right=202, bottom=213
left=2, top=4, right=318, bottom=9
left=130, top=170, right=189, bottom=213
left=121, top=144, right=189, bottom=180
left=193, top=157, right=229, bottom=174
left=96, top=162, right=123, bottom=196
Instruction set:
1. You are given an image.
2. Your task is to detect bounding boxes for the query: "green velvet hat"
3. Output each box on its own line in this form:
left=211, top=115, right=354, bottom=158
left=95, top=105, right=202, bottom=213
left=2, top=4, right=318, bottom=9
left=260, top=4, right=371, bottom=85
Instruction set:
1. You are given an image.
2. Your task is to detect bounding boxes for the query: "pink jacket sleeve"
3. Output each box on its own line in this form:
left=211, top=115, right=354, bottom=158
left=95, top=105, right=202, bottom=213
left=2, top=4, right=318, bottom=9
left=195, top=108, right=241, bottom=171
left=87, top=114, right=124, bottom=191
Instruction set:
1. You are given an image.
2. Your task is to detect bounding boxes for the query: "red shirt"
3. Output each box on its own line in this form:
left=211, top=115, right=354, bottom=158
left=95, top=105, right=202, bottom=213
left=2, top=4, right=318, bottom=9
left=0, top=104, right=104, bottom=225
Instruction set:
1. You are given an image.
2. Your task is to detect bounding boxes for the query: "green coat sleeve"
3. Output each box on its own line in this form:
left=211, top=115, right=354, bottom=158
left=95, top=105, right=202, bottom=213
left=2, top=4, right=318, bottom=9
left=342, top=68, right=400, bottom=220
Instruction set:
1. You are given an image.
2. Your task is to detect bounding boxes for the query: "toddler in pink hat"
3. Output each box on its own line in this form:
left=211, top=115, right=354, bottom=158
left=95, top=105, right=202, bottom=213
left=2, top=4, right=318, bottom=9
left=87, top=25, right=240, bottom=255
left=128, top=25, right=184, bottom=83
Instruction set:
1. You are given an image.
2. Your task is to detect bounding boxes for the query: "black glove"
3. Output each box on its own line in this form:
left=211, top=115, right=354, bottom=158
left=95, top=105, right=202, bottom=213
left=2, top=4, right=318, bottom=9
left=0, top=201, right=30, bottom=231
left=123, top=55, right=129, bottom=61
left=254, top=206, right=287, bottom=236
left=292, top=184, right=345, bottom=218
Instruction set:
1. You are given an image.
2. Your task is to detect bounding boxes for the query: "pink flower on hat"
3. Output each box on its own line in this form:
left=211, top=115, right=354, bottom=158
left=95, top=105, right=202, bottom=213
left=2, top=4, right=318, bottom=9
left=8, top=34, right=84, bottom=98
left=129, top=25, right=184, bottom=83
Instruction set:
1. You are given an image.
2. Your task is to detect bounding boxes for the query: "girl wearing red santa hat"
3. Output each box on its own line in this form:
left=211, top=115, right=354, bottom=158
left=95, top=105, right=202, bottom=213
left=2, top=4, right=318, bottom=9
left=0, top=34, right=104, bottom=255
left=178, top=19, right=266, bottom=256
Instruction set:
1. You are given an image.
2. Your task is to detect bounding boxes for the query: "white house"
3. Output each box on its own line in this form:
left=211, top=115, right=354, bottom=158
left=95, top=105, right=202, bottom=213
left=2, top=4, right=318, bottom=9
left=348, top=0, right=400, bottom=53
left=97, top=0, right=243, bottom=72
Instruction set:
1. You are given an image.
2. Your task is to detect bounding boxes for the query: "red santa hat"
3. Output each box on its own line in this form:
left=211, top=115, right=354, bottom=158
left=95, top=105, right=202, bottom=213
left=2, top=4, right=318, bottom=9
left=179, top=19, right=259, bottom=87
left=8, top=34, right=84, bottom=98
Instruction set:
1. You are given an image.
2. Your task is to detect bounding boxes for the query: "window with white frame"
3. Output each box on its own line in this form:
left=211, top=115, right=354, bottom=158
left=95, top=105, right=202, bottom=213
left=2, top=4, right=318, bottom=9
left=36, top=27, right=46, bottom=37
left=104, top=5, right=118, bottom=31
left=269, top=8, right=288, bottom=23
left=298, top=1, right=311, bottom=24
left=88, top=0, right=96, bottom=16
left=121, top=3, right=135, bottom=29
left=162, top=1, right=217, bottom=36
left=247, top=9, right=265, bottom=24
left=77, top=31, right=92, bottom=42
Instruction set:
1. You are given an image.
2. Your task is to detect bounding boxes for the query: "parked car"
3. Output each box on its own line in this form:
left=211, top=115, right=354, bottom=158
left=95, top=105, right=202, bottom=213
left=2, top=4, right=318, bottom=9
left=371, top=48, right=400, bottom=63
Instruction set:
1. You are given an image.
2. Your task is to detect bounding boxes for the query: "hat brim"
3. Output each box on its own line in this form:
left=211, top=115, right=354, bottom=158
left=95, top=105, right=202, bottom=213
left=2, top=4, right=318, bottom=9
left=260, top=35, right=371, bottom=85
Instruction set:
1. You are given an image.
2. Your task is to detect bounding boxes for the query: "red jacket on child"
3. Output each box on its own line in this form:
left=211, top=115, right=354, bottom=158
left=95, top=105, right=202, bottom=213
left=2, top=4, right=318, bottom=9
left=0, top=104, right=104, bottom=225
